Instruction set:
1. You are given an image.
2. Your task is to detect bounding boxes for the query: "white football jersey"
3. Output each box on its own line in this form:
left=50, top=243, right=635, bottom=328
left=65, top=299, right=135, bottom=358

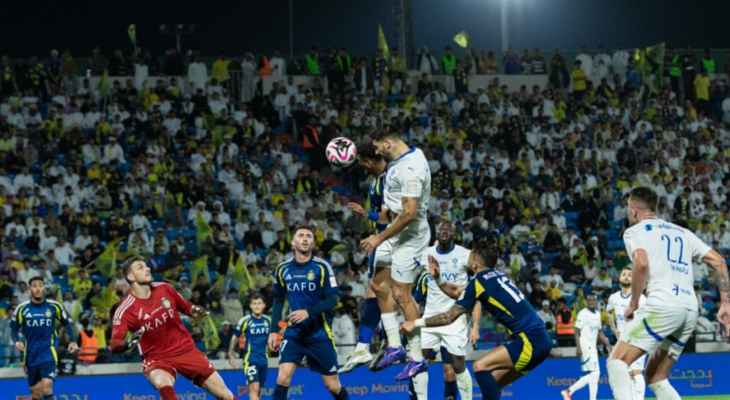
left=575, top=308, right=602, bottom=348
left=606, top=291, right=647, bottom=333
left=623, top=218, right=710, bottom=311
left=423, top=244, right=471, bottom=317
left=383, top=147, right=431, bottom=236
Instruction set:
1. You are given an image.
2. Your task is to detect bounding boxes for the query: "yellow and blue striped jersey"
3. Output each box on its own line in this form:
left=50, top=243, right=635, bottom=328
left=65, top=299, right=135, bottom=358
left=11, top=300, right=74, bottom=367
left=457, top=270, right=544, bottom=335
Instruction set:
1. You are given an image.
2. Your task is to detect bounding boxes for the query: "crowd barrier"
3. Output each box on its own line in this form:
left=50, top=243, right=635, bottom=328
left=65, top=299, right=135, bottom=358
left=1, top=352, right=727, bottom=399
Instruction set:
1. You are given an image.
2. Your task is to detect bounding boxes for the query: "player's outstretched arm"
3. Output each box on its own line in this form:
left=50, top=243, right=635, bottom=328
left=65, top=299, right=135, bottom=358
left=703, top=249, right=730, bottom=332
left=402, top=304, right=467, bottom=333
left=361, top=196, right=417, bottom=251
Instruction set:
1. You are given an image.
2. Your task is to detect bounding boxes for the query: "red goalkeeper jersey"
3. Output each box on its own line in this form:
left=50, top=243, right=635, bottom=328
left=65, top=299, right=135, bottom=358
left=110, top=282, right=196, bottom=359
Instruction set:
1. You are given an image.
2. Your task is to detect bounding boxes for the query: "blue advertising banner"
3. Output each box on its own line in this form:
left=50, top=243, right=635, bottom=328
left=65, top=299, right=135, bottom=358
left=1, top=353, right=726, bottom=399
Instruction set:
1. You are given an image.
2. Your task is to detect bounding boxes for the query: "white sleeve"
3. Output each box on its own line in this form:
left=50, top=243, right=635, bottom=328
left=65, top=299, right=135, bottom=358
left=402, top=165, right=425, bottom=198
left=623, top=228, right=648, bottom=262
left=687, top=230, right=712, bottom=260
left=574, top=310, right=585, bottom=330
left=605, top=296, right=615, bottom=312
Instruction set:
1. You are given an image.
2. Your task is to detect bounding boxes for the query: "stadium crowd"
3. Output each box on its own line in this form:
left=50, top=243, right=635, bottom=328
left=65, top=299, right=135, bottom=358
left=0, top=44, right=729, bottom=368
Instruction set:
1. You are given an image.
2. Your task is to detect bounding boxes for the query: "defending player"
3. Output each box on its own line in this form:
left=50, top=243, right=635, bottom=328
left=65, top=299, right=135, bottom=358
left=340, top=142, right=394, bottom=372
left=360, top=131, right=432, bottom=385
left=561, top=294, right=610, bottom=400
left=607, top=267, right=647, bottom=400
left=417, top=221, right=479, bottom=400
left=608, top=187, right=730, bottom=400
left=11, top=276, right=78, bottom=400
left=402, top=240, right=552, bottom=400
left=268, top=225, right=349, bottom=400
left=228, top=293, right=271, bottom=400
left=110, top=256, right=234, bottom=400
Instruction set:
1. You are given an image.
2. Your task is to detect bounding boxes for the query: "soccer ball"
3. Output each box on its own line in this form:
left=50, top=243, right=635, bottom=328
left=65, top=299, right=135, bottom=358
left=325, top=137, right=357, bottom=168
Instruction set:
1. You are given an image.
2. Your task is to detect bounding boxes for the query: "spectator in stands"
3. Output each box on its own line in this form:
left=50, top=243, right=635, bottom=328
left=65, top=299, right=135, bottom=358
left=537, top=300, right=556, bottom=331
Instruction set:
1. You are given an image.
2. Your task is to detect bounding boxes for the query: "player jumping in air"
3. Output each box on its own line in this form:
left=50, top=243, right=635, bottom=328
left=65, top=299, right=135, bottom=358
left=340, top=142, right=394, bottom=372
left=268, top=225, right=349, bottom=400
left=402, top=240, right=552, bottom=400
left=360, top=132, right=432, bottom=396
left=110, top=256, right=234, bottom=400
left=608, top=187, right=730, bottom=400
left=606, top=267, right=647, bottom=400
left=229, top=292, right=272, bottom=400
left=11, top=276, right=79, bottom=400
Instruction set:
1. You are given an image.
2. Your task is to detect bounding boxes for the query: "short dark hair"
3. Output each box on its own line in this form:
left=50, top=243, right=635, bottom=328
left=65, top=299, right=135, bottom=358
left=473, top=239, right=499, bottom=268
left=629, top=187, right=658, bottom=211
left=28, top=276, right=44, bottom=286
left=121, top=255, right=146, bottom=277
left=293, top=225, right=314, bottom=236
left=249, top=292, right=266, bottom=304
left=357, top=142, right=383, bottom=161
left=372, top=130, right=402, bottom=142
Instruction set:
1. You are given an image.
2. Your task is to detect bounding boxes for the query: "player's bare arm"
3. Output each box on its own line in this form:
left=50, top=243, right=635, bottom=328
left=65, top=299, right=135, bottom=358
left=703, top=249, right=730, bottom=332
left=227, top=334, right=240, bottom=367
left=361, top=196, right=417, bottom=252
left=470, top=301, right=482, bottom=345
left=428, top=255, right=466, bottom=299
left=401, top=304, right=467, bottom=333
left=626, top=249, right=648, bottom=320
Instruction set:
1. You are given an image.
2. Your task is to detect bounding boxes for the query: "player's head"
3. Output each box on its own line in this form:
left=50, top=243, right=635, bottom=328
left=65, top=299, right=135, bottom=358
left=619, top=267, right=632, bottom=288
left=436, top=220, right=455, bottom=247
left=586, top=294, right=598, bottom=310
left=28, top=276, right=45, bottom=302
left=372, top=131, right=405, bottom=161
left=469, top=239, right=499, bottom=273
left=291, top=225, right=315, bottom=256
left=627, top=186, right=658, bottom=225
left=122, top=255, right=152, bottom=285
left=249, top=292, right=266, bottom=316
left=357, top=142, right=386, bottom=175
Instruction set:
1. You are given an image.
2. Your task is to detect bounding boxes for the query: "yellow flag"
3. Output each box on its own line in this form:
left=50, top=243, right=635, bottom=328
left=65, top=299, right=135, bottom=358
left=201, top=315, right=220, bottom=351
left=229, top=252, right=253, bottom=294
left=195, top=213, right=211, bottom=246
left=377, top=24, right=390, bottom=61
left=453, top=31, right=470, bottom=48
left=98, top=69, right=111, bottom=98
left=191, top=255, right=210, bottom=284
left=96, top=238, right=122, bottom=278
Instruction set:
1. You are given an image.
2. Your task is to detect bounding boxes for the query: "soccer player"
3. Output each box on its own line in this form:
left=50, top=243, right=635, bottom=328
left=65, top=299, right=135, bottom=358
left=228, top=292, right=271, bottom=400
left=110, top=256, right=234, bottom=400
left=340, top=142, right=394, bottom=372
left=268, top=225, right=349, bottom=400
left=608, top=187, right=730, bottom=400
left=11, top=276, right=78, bottom=400
left=418, top=221, right=478, bottom=400
left=607, top=267, right=647, bottom=400
left=402, top=240, right=552, bottom=400
left=360, top=132, right=432, bottom=386
left=561, top=294, right=610, bottom=400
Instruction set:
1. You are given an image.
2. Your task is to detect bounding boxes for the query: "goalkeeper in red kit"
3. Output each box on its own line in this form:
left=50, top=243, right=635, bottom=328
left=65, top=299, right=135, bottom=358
left=110, top=256, right=234, bottom=400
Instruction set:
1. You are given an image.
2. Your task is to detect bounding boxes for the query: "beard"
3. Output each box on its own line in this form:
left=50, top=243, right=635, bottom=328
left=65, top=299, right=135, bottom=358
left=619, top=281, right=630, bottom=288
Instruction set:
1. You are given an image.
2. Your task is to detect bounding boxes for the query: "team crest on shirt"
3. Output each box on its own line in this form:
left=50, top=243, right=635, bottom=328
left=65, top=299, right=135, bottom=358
left=307, top=271, right=315, bottom=281
left=45, top=309, right=52, bottom=318
left=161, top=297, right=171, bottom=309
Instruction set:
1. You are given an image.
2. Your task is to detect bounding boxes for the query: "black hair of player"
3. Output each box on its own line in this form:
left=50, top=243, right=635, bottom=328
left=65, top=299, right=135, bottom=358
left=372, top=130, right=402, bottom=142
left=629, top=187, right=658, bottom=212
left=292, top=224, right=314, bottom=236
left=28, top=276, right=44, bottom=286
left=121, top=255, right=146, bottom=282
left=249, top=291, right=266, bottom=305
left=357, top=141, right=383, bottom=161
left=473, top=239, right=499, bottom=268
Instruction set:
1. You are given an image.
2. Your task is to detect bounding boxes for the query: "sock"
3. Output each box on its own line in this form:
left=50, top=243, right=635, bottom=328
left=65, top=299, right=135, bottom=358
left=406, top=330, right=423, bottom=361
left=474, top=370, right=501, bottom=400
left=608, top=359, right=633, bottom=400
left=274, top=384, right=289, bottom=400
left=649, top=379, right=681, bottom=400
left=381, top=312, right=402, bottom=347
left=444, top=379, right=458, bottom=400
left=456, top=370, right=473, bottom=400
left=632, top=373, right=646, bottom=400
left=332, top=387, right=349, bottom=399
left=408, top=379, right=418, bottom=400
left=411, top=371, right=428, bottom=400
left=568, top=371, right=599, bottom=398
left=159, top=386, right=177, bottom=400
left=358, top=298, right=381, bottom=345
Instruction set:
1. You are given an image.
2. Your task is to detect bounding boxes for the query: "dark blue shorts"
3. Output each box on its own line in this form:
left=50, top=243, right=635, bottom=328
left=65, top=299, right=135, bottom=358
left=504, top=328, right=552, bottom=374
left=279, top=336, right=339, bottom=375
left=244, top=363, right=267, bottom=386
left=27, top=361, right=57, bottom=386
